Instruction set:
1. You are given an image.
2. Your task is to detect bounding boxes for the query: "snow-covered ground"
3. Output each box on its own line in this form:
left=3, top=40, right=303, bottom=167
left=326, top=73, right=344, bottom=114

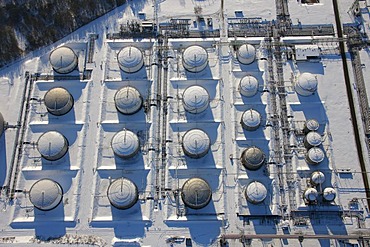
left=0, top=0, right=370, bottom=246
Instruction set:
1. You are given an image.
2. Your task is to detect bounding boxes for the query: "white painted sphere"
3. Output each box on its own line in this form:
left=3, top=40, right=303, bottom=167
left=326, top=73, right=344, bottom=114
left=237, top=44, right=256, bottom=65
left=323, top=187, right=336, bottom=202
left=107, top=178, right=138, bottom=209
left=49, top=46, right=78, bottom=74
left=111, top=129, right=140, bottom=159
left=295, top=73, right=318, bottom=96
left=37, top=131, right=68, bottom=161
left=181, top=178, right=212, bottom=209
left=117, top=46, right=144, bottom=73
left=29, top=179, right=63, bottom=211
left=114, top=86, right=143, bottom=115
left=241, top=146, right=266, bottom=170
left=245, top=181, right=267, bottom=204
left=241, top=109, right=261, bottom=131
left=239, top=75, right=259, bottom=97
left=182, top=85, right=209, bottom=114
left=305, top=147, right=325, bottom=165
left=44, top=87, right=74, bottom=116
left=304, top=187, right=318, bottom=202
left=182, top=129, right=210, bottom=158
left=182, top=45, right=208, bottom=72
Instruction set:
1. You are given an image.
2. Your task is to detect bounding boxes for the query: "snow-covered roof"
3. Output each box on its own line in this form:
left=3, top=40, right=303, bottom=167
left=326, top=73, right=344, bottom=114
left=182, top=45, right=208, bottom=72
left=241, top=146, right=266, bottom=170
left=182, top=129, right=210, bottom=158
left=107, top=178, right=138, bottom=209
left=44, top=87, right=74, bottom=116
left=182, top=85, right=209, bottom=114
left=295, top=44, right=320, bottom=61
left=117, top=46, right=144, bottom=73
left=181, top=178, right=212, bottom=209
left=237, top=44, right=256, bottom=65
left=37, top=131, right=69, bottom=161
left=239, top=75, right=259, bottom=97
left=114, top=86, right=143, bottom=115
left=111, top=129, right=140, bottom=159
left=241, top=109, right=261, bottom=131
left=245, top=181, right=267, bottom=204
left=310, top=171, right=325, bottom=185
left=305, top=147, right=325, bottom=165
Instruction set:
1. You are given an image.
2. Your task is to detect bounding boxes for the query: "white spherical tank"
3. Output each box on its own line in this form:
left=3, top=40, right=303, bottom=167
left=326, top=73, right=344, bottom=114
left=241, top=109, right=261, bottom=131
left=49, top=46, right=78, bottom=74
left=181, top=178, right=212, bottom=209
left=114, top=86, right=143, bottom=115
left=237, top=44, right=256, bottom=65
left=182, top=45, right=208, bottom=73
left=240, top=146, right=266, bottom=170
left=29, top=179, right=63, bottom=211
left=107, top=178, right=139, bottom=209
left=310, top=171, right=325, bottom=185
left=245, top=181, right=267, bottom=204
left=295, top=73, right=318, bottom=96
left=111, top=129, right=140, bottom=159
left=44, top=87, right=74, bottom=116
left=239, top=75, right=259, bottom=97
left=323, top=187, right=336, bottom=202
left=182, top=129, right=210, bottom=158
left=0, top=112, right=4, bottom=137
left=304, top=187, right=318, bottom=202
left=182, top=85, right=209, bottom=114
left=305, top=147, right=325, bottom=165
left=304, top=131, right=322, bottom=149
left=303, top=119, right=320, bottom=134
left=37, top=131, right=69, bottom=161
left=117, top=46, right=144, bottom=73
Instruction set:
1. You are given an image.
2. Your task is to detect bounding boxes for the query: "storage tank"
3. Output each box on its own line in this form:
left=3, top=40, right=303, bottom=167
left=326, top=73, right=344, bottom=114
left=305, top=147, right=325, bottom=165
left=117, top=46, right=144, bottom=73
left=181, top=178, right=212, bottom=209
left=111, top=129, right=140, bottom=159
left=245, top=181, right=267, bottom=204
left=49, top=46, right=78, bottom=74
left=241, top=109, right=261, bottom=131
left=303, top=187, right=318, bottom=202
left=237, top=44, right=256, bottom=65
left=240, top=146, right=266, bottom=170
left=114, top=86, right=143, bottom=115
left=239, top=75, right=259, bottom=97
left=295, top=73, right=318, bottom=96
left=29, top=179, right=63, bottom=211
left=323, top=187, right=336, bottom=202
left=107, top=178, right=138, bottom=209
left=303, top=119, right=319, bottom=134
left=182, top=45, right=208, bottom=73
left=0, top=112, right=4, bottom=137
left=304, top=131, right=322, bottom=149
left=37, top=131, right=69, bottom=161
left=310, top=171, right=325, bottom=185
left=182, top=129, right=210, bottom=158
left=182, top=85, right=209, bottom=114
left=44, top=87, right=74, bottom=116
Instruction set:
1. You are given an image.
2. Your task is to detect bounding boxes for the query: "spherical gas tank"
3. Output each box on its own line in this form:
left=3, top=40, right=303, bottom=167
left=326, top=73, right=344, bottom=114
left=304, top=188, right=318, bottom=202
left=295, top=73, right=318, bottom=96
left=182, top=85, right=209, bottom=114
left=44, top=87, right=74, bottom=116
left=117, top=46, right=144, bottom=73
left=323, top=187, right=336, bottom=202
left=241, top=109, right=261, bottom=131
left=240, top=146, right=266, bottom=170
left=303, top=119, right=319, bottom=134
left=111, top=129, right=140, bottom=159
left=310, top=171, right=325, bottom=185
left=245, top=181, right=267, bottom=204
left=182, top=129, right=210, bottom=158
left=237, top=44, right=256, bottom=65
left=37, top=131, right=69, bottom=161
left=239, top=75, right=259, bottom=97
left=114, top=86, right=143, bottom=115
left=49, top=46, right=78, bottom=74
left=29, top=179, right=63, bottom=211
left=304, top=131, right=322, bottom=149
left=305, top=147, right=325, bottom=165
left=182, top=45, right=208, bottom=73
left=107, top=178, right=138, bottom=209
left=181, top=178, right=212, bottom=209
